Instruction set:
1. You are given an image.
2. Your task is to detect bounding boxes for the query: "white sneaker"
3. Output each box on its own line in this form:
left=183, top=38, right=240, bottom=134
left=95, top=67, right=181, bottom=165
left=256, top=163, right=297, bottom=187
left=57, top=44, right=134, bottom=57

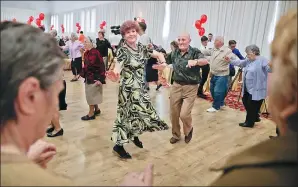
left=220, top=105, right=226, bottom=110
left=206, top=107, right=218, bottom=112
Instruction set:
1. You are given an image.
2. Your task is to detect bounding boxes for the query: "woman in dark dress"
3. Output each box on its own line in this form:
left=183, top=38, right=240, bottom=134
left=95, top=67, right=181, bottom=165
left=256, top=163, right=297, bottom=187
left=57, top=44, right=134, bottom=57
left=145, top=44, right=165, bottom=91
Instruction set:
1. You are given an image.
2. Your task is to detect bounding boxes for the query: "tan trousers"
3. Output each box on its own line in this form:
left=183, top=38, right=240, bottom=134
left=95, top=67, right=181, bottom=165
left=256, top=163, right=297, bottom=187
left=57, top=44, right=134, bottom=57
left=170, top=82, right=198, bottom=140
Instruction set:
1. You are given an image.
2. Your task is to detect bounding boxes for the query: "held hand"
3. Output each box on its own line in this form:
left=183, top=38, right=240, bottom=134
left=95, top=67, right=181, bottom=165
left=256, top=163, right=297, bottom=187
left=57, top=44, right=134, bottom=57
left=94, top=80, right=102, bottom=86
left=106, top=71, right=120, bottom=82
left=148, top=43, right=153, bottom=50
left=224, top=56, right=230, bottom=62
left=186, top=60, right=198, bottom=68
left=27, top=139, right=56, bottom=169
left=152, top=63, right=167, bottom=70
left=121, top=164, right=154, bottom=186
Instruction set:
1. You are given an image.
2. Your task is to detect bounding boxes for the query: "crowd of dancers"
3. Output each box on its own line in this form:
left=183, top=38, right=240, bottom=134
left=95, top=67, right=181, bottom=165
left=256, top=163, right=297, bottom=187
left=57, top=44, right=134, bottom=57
left=1, top=8, right=296, bottom=186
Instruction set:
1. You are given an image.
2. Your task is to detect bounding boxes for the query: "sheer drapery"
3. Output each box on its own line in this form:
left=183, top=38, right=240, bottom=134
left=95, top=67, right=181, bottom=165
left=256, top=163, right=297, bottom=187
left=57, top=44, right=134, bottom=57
left=1, top=7, right=50, bottom=31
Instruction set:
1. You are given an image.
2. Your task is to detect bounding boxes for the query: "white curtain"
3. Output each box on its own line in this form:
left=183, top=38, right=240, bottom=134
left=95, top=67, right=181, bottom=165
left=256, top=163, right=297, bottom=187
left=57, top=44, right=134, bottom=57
left=1, top=7, right=50, bottom=31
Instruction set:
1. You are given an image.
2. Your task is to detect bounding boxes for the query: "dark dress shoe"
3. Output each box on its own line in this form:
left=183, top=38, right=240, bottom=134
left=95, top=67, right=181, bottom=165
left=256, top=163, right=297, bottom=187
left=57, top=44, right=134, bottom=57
left=47, top=128, right=64, bottom=137
left=113, top=145, right=132, bottom=159
left=170, top=137, right=180, bottom=144
left=255, top=117, right=261, bottom=122
left=81, top=115, right=95, bottom=121
left=239, top=122, right=254, bottom=128
left=94, top=109, right=101, bottom=116
left=132, top=137, right=143, bottom=148
left=46, top=127, right=55, bottom=133
left=185, top=128, right=193, bottom=143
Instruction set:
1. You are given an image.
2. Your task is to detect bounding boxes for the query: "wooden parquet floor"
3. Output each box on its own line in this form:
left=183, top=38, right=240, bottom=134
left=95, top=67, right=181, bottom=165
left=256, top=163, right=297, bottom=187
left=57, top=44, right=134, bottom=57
left=45, top=71, right=276, bottom=186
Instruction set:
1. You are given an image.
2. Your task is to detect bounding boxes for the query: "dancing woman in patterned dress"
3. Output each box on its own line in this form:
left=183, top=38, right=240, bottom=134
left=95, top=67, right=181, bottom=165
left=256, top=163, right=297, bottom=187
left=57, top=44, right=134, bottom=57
left=106, top=20, right=169, bottom=159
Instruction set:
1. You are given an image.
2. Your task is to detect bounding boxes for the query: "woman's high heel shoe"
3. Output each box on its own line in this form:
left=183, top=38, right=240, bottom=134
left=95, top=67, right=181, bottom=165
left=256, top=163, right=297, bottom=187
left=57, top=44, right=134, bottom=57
left=133, top=137, right=143, bottom=148
left=47, top=128, right=64, bottom=137
left=113, top=145, right=132, bottom=159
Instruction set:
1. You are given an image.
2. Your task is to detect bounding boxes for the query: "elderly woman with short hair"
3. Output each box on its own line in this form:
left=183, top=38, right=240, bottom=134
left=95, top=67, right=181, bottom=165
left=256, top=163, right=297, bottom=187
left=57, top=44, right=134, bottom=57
left=80, top=36, right=105, bottom=120
left=62, top=32, right=84, bottom=82
left=106, top=20, right=169, bottom=159
left=225, top=45, right=272, bottom=128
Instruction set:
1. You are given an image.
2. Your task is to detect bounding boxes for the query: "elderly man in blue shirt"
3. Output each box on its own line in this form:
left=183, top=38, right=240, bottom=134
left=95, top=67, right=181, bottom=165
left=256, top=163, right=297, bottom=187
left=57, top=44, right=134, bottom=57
left=225, top=44, right=272, bottom=128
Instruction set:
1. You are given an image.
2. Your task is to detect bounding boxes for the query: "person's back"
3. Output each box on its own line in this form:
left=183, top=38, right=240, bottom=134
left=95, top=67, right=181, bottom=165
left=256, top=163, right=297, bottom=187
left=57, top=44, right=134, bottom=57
left=210, top=126, right=298, bottom=186
left=78, top=31, right=85, bottom=43
left=1, top=149, right=73, bottom=186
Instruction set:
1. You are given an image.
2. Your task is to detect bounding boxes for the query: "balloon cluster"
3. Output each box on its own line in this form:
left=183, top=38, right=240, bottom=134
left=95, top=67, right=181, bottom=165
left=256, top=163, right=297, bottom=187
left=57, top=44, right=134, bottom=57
left=61, top=24, right=65, bottom=33
left=35, top=13, right=45, bottom=27
left=76, top=23, right=81, bottom=34
left=99, top=21, right=106, bottom=30
left=195, top=14, right=208, bottom=36
left=27, top=16, right=34, bottom=25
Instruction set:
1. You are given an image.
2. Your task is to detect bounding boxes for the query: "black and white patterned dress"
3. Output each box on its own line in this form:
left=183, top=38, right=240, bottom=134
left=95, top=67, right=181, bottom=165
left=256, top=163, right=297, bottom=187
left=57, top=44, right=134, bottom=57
left=111, top=42, right=169, bottom=146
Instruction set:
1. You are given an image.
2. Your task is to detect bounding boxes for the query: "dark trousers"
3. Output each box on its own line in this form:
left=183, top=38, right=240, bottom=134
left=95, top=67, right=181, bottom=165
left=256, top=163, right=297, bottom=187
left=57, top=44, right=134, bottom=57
left=242, top=90, right=263, bottom=125
left=59, top=80, right=67, bottom=110
left=198, top=64, right=210, bottom=94
left=71, top=57, right=82, bottom=76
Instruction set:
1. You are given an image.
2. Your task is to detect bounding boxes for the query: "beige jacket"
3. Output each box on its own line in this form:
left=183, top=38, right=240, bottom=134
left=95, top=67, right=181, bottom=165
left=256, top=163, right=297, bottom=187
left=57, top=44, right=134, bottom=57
left=202, top=46, right=238, bottom=76
left=1, top=152, right=74, bottom=186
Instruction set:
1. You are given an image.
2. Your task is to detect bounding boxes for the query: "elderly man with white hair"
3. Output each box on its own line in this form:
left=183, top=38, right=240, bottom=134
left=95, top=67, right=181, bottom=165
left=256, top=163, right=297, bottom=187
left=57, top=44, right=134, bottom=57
left=61, top=32, right=84, bottom=82
left=154, top=33, right=208, bottom=144
left=202, top=36, right=238, bottom=112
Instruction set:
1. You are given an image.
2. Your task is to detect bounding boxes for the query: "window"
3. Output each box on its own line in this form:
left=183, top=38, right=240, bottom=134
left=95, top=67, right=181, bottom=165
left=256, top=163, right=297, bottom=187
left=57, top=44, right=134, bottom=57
left=51, top=14, right=59, bottom=32
left=70, top=13, right=74, bottom=32
left=63, top=14, right=66, bottom=32
left=67, top=13, right=71, bottom=33
left=86, top=10, right=90, bottom=32
left=80, top=11, right=85, bottom=32
left=91, top=9, right=96, bottom=33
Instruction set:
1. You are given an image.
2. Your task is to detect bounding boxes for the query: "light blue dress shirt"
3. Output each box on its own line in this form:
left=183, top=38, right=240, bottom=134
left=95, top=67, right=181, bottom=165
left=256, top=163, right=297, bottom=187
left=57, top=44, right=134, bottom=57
left=230, top=56, right=271, bottom=101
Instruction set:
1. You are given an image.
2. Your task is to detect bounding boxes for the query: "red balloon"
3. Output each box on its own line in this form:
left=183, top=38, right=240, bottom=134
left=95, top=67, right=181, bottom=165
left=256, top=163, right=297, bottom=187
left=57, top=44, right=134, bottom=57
left=195, top=20, right=201, bottom=29
left=201, top=14, right=207, bottom=24
left=199, top=27, right=205, bottom=36
left=76, top=30, right=80, bottom=34
left=27, top=20, right=31, bottom=25
left=100, top=26, right=104, bottom=29
left=35, top=18, right=41, bottom=26
left=78, top=26, right=81, bottom=30
left=62, top=28, right=65, bottom=33
left=76, top=23, right=80, bottom=27
left=102, top=21, right=106, bottom=26
left=29, top=16, right=34, bottom=22
left=39, top=13, right=45, bottom=21
left=12, top=18, right=17, bottom=22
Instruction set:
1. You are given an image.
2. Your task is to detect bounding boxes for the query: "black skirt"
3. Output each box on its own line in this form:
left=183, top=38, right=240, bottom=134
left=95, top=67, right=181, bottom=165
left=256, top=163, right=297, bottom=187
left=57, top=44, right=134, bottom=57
left=146, top=58, right=158, bottom=82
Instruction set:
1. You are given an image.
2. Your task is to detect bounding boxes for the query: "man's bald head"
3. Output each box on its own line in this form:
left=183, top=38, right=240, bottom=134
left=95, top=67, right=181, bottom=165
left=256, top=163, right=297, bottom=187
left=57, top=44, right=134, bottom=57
left=214, top=36, right=224, bottom=49
left=177, top=32, right=191, bottom=52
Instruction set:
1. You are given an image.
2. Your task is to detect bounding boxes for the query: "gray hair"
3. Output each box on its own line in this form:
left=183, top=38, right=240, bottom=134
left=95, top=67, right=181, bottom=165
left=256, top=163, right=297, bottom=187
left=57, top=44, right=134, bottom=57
left=215, top=36, right=224, bottom=43
left=0, top=22, right=65, bottom=125
left=49, top=29, right=57, bottom=37
left=245, top=44, right=260, bottom=55
left=70, top=32, right=78, bottom=40
left=86, top=36, right=96, bottom=48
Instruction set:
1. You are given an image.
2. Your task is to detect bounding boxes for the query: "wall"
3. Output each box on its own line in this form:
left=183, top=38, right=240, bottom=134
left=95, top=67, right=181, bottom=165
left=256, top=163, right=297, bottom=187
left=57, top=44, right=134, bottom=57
left=50, top=1, right=117, bottom=14
left=1, top=1, right=51, bottom=14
